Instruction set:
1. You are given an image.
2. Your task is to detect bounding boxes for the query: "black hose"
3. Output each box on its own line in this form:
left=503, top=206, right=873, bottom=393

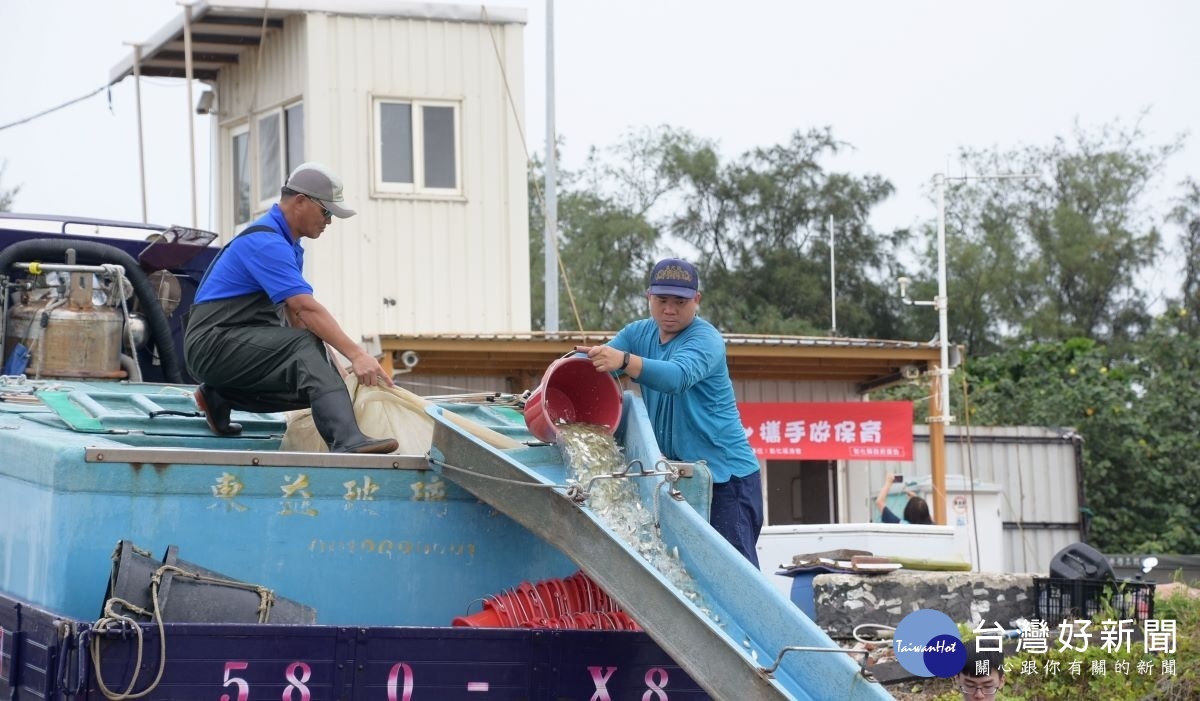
left=0, top=239, right=183, bottom=383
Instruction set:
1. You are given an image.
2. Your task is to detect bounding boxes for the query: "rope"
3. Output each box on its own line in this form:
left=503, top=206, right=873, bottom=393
left=960, top=366, right=1034, bottom=571
left=102, top=265, right=142, bottom=383
left=89, top=595, right=166, bottom=700
left=248, top=1, right=272, bottom=114
left=152, top=564, right=277, bottom=622
left=852, top=622, right=896, bottom=644
left=0, top=85, right=107, bottom=132
left=480, top=5, right=584, bottom=333
left=428, top=455, right=568, bottom=490
left=89, top=561, right=278, bottom=700
left=958, top=369, right=983, bottom=571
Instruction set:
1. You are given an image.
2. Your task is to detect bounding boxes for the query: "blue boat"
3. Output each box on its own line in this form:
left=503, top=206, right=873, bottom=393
left=0, top=215, right=891, bottom=700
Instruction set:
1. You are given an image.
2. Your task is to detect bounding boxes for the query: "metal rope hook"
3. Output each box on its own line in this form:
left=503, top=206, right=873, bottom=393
left=646, top=458, right=701, bottom=531
left=576, top=458, right=692, bottom=502
left=760, top=644, right=876, bottom=681
left=655, top=458, right=697, bottom=501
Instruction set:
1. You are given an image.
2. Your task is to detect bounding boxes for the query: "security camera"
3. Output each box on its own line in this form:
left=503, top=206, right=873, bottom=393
left=401, top=350, right=420, bottom=369
left=195, top=90, right=216, bottom=115
left=901, top=364, right=921, bottom=380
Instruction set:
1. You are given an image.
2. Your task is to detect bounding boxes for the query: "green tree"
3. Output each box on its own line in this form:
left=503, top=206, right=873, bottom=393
left=660, top=127, right=915, bottom=337
left=927, top=119, right=1180, bottom=354
left=528, top=126, right=916, bottom=335
left=527, top=149, right=663, bottom=332
left=1168, top=177, right=1200, bottom=335
left=963, top=318, right=1200, bottom=553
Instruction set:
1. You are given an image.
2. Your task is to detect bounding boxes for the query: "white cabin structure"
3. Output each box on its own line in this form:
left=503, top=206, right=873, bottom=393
left=109, top=1, right=531, bottom=341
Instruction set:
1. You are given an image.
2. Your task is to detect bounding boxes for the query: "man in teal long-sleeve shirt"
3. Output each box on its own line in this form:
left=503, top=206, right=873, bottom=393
left=578, top=258, right=763, bottom=567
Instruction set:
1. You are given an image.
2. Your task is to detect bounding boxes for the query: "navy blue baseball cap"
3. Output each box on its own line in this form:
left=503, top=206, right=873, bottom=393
left=648, top=258, right=699, bottom=299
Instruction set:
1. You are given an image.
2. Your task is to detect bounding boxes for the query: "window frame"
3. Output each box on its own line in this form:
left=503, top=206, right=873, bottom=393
left=225, top=100, right=304, bottom=231
left=254, top=109, right=284, bottom=211
left=283, top=101, right=305, bottom=177
left=254, top=99, right=305, bottom=213
left=230, top=122, right=252, bottom=230
left=372, top=96, right=463, bottom=198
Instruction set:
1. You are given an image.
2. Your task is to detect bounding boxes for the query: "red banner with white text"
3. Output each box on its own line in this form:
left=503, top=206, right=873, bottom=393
left=738, top=401, right=914, bottom=461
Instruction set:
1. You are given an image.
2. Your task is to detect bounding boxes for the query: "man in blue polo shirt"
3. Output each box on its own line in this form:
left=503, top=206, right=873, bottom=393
left=184, top=162, right=397, bottom=454
left=577, top=258, right=764, bottom=567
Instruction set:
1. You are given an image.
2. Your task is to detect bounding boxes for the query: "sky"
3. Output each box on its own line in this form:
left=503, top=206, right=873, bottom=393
left=1, top=1, right=1197, bottom=301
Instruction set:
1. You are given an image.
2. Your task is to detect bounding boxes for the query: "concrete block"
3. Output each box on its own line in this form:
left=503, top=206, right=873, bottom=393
left=814, top=571, right=1035, bottom=639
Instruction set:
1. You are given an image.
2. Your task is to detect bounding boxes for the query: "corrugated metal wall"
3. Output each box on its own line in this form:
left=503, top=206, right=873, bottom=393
left=216, top=12, right=529, bottom=341
left=395, top=373, right=514, bottom=396
left=847, top=426, right=1083, bottom=574
left=215, top=19, right=308, bottom=136
left=304, top=14, right=529, bottom=340
left=217, top=18, right=309, bottom=227
left=733, top=378, right=859, bottom=403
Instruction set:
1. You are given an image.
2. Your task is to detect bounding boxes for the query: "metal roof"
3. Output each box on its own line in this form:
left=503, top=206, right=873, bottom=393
left=108, top=0, right=527, bottom=84
left=376, top=332, right=943, bottom=392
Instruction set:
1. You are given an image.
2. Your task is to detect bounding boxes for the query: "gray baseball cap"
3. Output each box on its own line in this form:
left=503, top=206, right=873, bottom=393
left=285, top=162, right=357, bottom=218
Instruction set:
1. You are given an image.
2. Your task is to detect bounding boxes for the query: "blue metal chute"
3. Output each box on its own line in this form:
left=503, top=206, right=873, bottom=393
left=427, top=392, right=892, bottom=701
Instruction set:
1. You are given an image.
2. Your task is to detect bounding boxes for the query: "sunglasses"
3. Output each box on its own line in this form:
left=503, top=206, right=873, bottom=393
left=305, top=195, right=332, bottom=219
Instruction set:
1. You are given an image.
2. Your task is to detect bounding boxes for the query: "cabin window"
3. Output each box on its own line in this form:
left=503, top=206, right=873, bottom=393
left=257, top=112, right=281, bottom=204
left=285, top=103, right=304, bottom=175
left=373, top=97, right=461, bottom=196
left=422, top=105, right=457, bottom=188
left=256, top=101, right=305, bottom=210
left=231, top=125, right=251, bottom=227
left=227, top=101, right=303, bottom=229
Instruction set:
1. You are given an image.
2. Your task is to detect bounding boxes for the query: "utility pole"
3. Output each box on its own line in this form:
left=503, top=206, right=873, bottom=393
left=543, top=0, right=559, bottom=333
left=180, top=1, right=198, bottom=229
left=902, top=171, right=1036, bottom=525
left=125, top=42, right=148, bottom=224
left=829, top=214, right=837, bottom=334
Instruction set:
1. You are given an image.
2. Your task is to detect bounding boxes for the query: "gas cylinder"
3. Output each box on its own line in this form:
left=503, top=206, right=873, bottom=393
left=4, top=271, right=126, bottom=379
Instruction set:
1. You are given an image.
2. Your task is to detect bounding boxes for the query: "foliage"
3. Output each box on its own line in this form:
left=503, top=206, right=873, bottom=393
left=917, top=589, right=1199, bottom=700
left=917, top=118, right=1181, bottom=355
left=1167, top=178, right=1200, bottom=335
left=958, top=312, right=1200, bottom=553
left=528, top=150, right=661, bottom=331
left=1000, top=584, right=1199, bottom=700
left=661, top=126, right=914, bottom=337
left=528, top=127, right=918, bottom=338
left=530, top=117, right=1184, bottom=346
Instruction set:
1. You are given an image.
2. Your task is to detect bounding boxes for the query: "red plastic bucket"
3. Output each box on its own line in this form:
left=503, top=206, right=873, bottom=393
left=523, top=355, right=623, bottom=442
left=451, top=606, right=504, bottom=627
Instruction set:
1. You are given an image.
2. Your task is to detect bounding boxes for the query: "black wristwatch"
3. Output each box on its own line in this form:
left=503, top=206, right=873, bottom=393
left=619, top=351, right=631, bottom=371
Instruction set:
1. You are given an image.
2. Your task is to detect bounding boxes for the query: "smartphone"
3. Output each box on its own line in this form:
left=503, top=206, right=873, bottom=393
left=893, top=474, right=904, bottom=483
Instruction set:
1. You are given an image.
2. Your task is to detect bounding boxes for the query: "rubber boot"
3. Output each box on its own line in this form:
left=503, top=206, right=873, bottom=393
left=194, top=384, right=243, bottom=436
left=310, top=390, right=398, bottom=454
